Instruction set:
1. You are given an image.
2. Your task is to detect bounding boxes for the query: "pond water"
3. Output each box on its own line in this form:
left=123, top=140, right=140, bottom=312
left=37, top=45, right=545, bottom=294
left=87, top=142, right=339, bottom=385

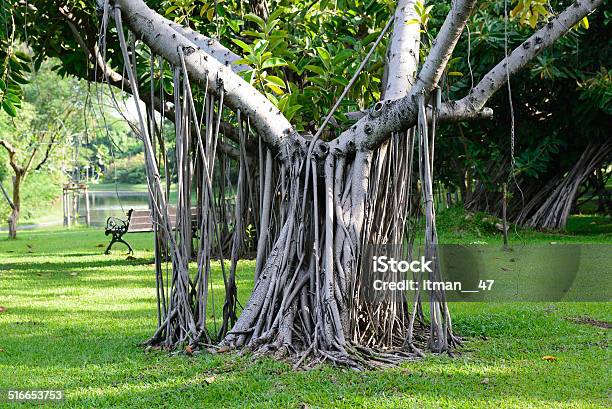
left=0, top=190, right=154, bottom=231
left=82, top=191, right=152, bottom=227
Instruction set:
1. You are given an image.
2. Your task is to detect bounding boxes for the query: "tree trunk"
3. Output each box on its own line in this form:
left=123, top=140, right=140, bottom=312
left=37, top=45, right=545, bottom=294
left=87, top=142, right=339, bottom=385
left=7, top=173, right=22, bottom=239
left=104, top=0, right=603, bottom=367
left=519, top=139, right=612, bottom=230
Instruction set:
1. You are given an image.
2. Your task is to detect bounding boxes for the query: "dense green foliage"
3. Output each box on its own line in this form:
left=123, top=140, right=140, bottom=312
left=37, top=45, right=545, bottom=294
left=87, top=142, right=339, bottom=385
left=2, top=1, right=607, bottom=213
left=0, top=61, right=148, bottom=223
left=434, top=0, right=610, bottom=201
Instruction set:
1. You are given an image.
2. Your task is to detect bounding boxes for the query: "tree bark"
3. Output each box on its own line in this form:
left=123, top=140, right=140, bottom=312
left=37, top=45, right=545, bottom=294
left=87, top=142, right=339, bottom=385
left=104, top=0, right=605, bottom=366
left=6, top=172, right=22, bottom=239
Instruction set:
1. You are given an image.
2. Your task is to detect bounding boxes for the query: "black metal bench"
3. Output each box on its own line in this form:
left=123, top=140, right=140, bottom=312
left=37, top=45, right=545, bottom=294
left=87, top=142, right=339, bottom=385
left=104, top=207, right=198, bottom=254
left=105, top=209, right=134, bottom=254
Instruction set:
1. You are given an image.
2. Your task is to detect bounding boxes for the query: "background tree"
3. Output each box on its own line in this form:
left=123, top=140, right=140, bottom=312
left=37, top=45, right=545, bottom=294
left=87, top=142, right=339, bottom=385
left=0, top=62, right=83, bottom=238
left=433, top=0, right=610, bottom=229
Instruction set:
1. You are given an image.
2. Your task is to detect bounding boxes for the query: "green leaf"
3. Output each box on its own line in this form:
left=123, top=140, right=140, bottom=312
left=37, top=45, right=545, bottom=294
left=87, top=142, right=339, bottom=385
left=304, top=65, right=325, bottom=75
left=2, top=99, right=16, bottom=117
left=265, top=83, right=285, bottom=95
left=206, top=7, right=215, bottom=22
left=231, top=39, right=253, bottom=53
left=448, top=57, right=462, bottom=67
left=265, top=75, right=286, bottom=87
left=262, top=57, right=287, bottom=69
left=165, top=5, right=178, bottom=15
left=253, top=39, right=269, bottom=55
left=282, top=104, right=302, bottom=121
left=306, top=77, right=327, bottom=87
left=265, top=92, right=279, bottom=106
left=10, top=71, right=28, bottom=84
left=14, top=50, right=31, bottom=62
left=227, top=19, right=241, bottom=32
left=316, top=47, right=331, bottom=66
left=333, top=49, right=354, bottom=65
left=331, top=76, right=349, bottom=87
left=242, top=30, right=265, bottom=39
left=245, top=13, right=266, bottom=29
left=234, top=58, right=253, bottom=65
left=414, top=1, right=424, bottom=15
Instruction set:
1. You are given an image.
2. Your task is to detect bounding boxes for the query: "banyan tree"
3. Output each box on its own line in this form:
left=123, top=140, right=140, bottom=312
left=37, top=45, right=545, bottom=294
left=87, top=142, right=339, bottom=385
left=90, top=0, right=602, bottom=367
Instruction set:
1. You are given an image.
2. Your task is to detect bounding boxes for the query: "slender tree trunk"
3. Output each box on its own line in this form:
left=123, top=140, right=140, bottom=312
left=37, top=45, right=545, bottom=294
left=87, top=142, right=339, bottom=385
left=520, top=140, right=612, bottom=230
left=7, top=173, right=22, bottom=239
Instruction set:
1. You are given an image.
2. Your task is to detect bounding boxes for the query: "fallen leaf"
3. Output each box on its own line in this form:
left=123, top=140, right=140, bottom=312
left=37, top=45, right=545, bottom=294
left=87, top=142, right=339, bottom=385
left=0, top=306, right=6, bottom=313
left=480, top=377, right=490, bottom=384
left=541, top=355, right=557, bottom=361
left=204, top=376, right=216, bottom=384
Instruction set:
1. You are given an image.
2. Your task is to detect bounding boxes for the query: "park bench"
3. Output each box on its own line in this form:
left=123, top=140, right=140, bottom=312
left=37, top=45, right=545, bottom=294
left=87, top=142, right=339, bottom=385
left=104, top=207, right=198, bottom=254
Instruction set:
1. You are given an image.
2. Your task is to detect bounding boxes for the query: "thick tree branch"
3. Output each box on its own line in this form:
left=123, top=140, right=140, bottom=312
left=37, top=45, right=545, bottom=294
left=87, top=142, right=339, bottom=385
left=455, top=0, right=603, bottom=112
left=332, top=0, right=601, bottom=153
left=414, top=0, right=477, bottom=93
left=0, top=140, right=24, bottom=176
left=332, top=0, right=477, bottom=152
left=61, top=8, right=125, bottom=85
left=384, top=0, right=420, bottom=99
left=114, top=0, right=299, bottom=160
left=164, top=22, right=251, bottom=74
left=63, top=9, right=245, bottom=160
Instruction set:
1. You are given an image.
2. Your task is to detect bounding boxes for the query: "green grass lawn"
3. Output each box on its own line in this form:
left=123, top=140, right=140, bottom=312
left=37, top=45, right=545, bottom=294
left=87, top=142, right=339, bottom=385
left=0, top=222, right=610, bottom=408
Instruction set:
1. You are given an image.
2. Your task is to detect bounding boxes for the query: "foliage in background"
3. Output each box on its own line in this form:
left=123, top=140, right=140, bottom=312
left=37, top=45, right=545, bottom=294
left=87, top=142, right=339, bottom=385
left=434, top=0, right=610, bottom=199
left=102, top=153, right=148, bottom=184
left=0, top=0, right=608, bottom=222
left=0, top=60, right=143, bottom=223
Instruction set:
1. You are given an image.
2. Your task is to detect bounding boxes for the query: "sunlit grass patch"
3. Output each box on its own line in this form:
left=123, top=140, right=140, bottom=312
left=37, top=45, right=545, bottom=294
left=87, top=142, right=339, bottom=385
left=0, top=227, right=609, bottom=408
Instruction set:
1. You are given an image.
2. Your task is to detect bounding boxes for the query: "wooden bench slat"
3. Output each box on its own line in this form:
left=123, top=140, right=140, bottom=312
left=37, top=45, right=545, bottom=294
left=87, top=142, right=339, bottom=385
left=126, top=207, right=199, bottom=233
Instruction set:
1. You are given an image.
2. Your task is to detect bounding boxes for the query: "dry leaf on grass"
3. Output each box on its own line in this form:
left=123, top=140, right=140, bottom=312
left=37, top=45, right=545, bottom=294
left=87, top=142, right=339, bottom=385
left=541, top=355, right=557, bottom=361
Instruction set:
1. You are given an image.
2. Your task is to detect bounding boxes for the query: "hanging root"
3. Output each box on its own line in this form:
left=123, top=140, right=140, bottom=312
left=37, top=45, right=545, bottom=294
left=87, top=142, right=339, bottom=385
left=108, top=1, right=456, bottom=366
